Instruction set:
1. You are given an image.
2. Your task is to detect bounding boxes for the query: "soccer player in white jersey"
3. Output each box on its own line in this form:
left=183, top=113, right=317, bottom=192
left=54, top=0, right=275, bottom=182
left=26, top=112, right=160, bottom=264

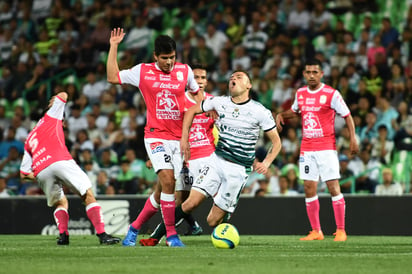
left=139, top=64, right=215, bottom=246
left=276, top=59, right=359, bottom=241
left=107, top=28, right=199, bottom=247
left=177, top=70, right=281, bottom=229
left=20, top=92, right=120, bottom=245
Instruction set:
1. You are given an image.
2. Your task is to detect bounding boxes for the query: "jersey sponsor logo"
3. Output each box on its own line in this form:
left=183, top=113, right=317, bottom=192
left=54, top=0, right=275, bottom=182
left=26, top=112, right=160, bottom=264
left=305, top=98, right=316, bottom=105
left=150, top=142, right=165, bottom=154
left=189, top=124, right=210, bottom=148
left=298, top=94, right=304, bottom=99
left=320, top=95, right=327, bottom=104
left=144, top=76, right=156, bottom=81
left=158, top=82, right=181, bottom=89
left=176, top=71, right=184, bottom=81
left=156, top=90, right=181, bottom=120
left=302, top=106, right=321, bottom=112
left=175, top=64, right=186, bottom=69
left=159, top=74, right=171, bottom=81
left=302, top=112, right=324, bottom=138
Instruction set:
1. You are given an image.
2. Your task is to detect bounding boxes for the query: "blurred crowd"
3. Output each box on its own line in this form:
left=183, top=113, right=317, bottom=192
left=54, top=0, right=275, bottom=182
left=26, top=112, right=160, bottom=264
left=0, top=0, right=412, bottom=197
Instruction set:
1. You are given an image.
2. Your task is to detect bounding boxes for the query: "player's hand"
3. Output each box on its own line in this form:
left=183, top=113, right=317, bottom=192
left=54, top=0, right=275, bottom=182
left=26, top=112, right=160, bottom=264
left=110, top=28, right=125, bottom=45
left=205, top=110, right=219, bottom=120
left=275, top=113, right=284, bottom=132
left=180, top=140, right=191, bottom=163
left=349, top=139, right=359, bottom=156
left=253, top=162, right=269, bottom=174
left=145, top=160, right=153, bottom=169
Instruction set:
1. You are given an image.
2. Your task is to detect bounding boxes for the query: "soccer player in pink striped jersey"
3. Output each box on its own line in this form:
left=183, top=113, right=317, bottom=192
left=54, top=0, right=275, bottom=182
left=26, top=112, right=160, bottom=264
left=107, top=28, right=199, bottom=247
left=20, top=92, right=120, bottom=245
left=276, top=59, right=359, bottom=241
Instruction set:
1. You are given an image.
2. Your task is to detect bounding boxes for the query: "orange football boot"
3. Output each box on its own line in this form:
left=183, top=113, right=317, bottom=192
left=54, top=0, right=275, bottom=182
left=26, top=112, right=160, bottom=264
left=300, top=230, right=324, bottom=241
left=333, top=229, right=347, bottom=242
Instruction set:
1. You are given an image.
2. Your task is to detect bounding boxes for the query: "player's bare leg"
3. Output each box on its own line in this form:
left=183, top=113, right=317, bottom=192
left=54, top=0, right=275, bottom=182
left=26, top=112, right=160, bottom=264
left=206, top=204, right=227, bottom=228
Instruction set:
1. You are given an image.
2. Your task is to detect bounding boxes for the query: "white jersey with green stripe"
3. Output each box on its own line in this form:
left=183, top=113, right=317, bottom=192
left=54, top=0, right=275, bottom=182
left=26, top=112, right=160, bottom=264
left=201, top=96, right=276, bottom=168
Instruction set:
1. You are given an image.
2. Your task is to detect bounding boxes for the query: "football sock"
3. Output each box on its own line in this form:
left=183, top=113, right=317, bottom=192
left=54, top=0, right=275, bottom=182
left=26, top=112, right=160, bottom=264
left=150, top=205, right=189, bottom=240
left=184, top=213, right=196, bottom=228
left=54, top=207, right=69, bottom=234
left=131, top=193, right=159, bottom=230
left=332, top=194, right=346, bottom=230
left=305, top=195, right=321, bottom=231
left=222, top=212, right=232, bottom=223
left=86, top=202, right=105, bottom=234
left=160, top=192, right=177, bottom=238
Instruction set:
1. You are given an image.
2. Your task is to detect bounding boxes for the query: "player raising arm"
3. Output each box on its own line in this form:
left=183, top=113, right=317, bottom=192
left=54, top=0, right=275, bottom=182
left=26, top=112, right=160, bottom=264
left=107, top=28, right=199, bottom=247
left=20, top=92, right=120, bottom=245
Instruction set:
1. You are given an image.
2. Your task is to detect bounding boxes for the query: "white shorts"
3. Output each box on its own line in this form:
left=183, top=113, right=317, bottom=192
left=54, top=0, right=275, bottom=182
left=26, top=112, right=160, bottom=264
left=192, top=153, right=248, bottom=213
left=175, top=154, right=214, bottom=192
left=144, top=138, right=183, bottom=180
left=36, top=160, right=92, bottom=207
left=299, top=150, right=340, bottom=182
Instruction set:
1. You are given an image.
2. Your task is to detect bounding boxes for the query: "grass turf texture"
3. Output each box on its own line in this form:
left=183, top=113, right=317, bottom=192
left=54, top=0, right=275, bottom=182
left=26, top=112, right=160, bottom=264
left=1, top=235, right=412, bottom=274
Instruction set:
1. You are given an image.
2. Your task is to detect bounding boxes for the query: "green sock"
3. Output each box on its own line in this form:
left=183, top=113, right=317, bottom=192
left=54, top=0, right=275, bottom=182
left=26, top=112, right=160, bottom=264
left=150, top=205, right=189, bottom=240
left=222, top=212, right=232, bottom=223
left=150, top=222, right=166, bottom=240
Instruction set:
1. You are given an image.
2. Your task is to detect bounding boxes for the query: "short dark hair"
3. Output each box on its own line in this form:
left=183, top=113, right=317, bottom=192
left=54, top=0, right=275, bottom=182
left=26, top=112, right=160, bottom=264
left=154, top=35, right=176, bottom=56
left=305, top=58, right=322, bottom=69
left=191, top=63, right=207, bottom=71
left=232, top=69, right=252, bottom=85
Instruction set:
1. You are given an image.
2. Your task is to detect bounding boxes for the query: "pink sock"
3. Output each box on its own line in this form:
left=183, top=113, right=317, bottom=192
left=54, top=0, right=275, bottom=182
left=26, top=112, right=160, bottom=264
left=160, top=192, right=176, bottom=238
left=305, top=196, right=321, bottom=231
left=86, top=203, right=105, bottom=234
left=54, top=208, right=69, bottom=234
left=131, top=194, right=159, bottom=230
left=332, top=194, right=346, bottom=230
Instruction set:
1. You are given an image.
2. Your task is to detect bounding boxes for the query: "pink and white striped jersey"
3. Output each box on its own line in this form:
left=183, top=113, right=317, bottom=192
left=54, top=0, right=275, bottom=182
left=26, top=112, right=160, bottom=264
left=118, top=62, right=199, bottom=140
left=20, top=95, right=72, bottom=176
left=291, top=83, right=350, bottom=152
left=185, top=92, right=215, bottom=160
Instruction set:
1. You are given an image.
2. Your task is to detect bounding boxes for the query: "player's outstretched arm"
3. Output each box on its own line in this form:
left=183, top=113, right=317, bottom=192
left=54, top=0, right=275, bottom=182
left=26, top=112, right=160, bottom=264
left=107, top=28, right=125, bottom=84
left=254, top=128, right=282, bottom=174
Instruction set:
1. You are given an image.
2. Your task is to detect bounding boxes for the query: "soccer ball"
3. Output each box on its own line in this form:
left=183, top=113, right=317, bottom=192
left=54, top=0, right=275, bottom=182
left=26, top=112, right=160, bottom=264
left=211, top=223, right=240, bottom=249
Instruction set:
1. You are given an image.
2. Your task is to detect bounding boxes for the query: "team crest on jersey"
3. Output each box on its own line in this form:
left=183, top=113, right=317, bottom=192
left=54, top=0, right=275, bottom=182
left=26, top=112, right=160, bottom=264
left=150, top=142, right=165, bottom=154
left=320, top=95, right=327, bottom=104
left=232, top=108, right=240, bottom=118
left=176, top=71, right=184, bottom=81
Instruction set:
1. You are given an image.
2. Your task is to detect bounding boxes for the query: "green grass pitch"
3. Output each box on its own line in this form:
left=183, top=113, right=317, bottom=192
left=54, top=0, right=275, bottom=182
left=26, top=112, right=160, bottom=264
left=1, top=234, right=412, bottom=274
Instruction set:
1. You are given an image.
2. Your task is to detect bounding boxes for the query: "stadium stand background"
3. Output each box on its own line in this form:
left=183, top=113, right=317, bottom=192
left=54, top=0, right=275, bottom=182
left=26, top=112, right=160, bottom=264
left=0, top=0, right=412, bottom=197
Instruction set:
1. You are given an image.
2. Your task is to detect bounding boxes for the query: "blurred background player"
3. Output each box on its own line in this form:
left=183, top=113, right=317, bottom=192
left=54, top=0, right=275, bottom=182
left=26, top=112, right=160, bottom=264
left=20, top=92, right=120, bottom=245
left=107, top=28, right=199, bottom=247
left=276, top=59, right=359, bottom=242
left=140, top=64, right=215, bottom=246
